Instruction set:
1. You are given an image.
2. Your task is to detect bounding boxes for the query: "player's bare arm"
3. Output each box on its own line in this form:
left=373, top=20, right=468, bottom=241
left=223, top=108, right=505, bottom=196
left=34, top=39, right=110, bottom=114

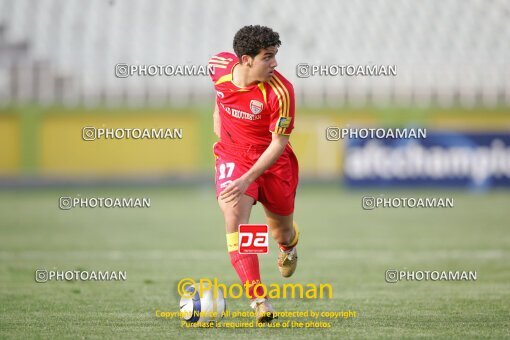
left=219, top=133, right=289, bottom=206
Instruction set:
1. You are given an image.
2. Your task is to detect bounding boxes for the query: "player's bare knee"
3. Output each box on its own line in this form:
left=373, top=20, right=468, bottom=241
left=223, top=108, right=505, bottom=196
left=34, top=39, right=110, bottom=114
left=224, top=217, right=242, bottom=233
left=222, top=207, right=251, bottom=233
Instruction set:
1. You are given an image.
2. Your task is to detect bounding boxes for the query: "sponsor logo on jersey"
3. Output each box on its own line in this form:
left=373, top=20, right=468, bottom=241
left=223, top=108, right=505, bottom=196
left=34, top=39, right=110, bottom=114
left=220, top=103, right=262, bottom=121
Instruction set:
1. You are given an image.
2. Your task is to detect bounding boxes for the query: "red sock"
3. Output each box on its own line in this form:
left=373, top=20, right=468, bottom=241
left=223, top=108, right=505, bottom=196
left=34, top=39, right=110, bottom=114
left=227, top=232, right=265, bottom=299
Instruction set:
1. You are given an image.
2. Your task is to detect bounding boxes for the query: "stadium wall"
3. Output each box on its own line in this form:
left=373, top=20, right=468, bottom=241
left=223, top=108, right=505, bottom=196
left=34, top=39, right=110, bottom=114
left=1, top=107, right=509, bottom=184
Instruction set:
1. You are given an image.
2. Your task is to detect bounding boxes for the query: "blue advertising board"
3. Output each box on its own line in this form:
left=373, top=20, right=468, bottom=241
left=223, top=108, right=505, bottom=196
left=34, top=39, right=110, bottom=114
left=343, top=131, right=510, bottom=188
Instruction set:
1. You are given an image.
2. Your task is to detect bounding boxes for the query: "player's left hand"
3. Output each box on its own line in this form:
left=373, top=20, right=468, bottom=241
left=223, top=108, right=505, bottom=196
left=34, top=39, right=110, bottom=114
left=219, top=177, right=251, bottom=207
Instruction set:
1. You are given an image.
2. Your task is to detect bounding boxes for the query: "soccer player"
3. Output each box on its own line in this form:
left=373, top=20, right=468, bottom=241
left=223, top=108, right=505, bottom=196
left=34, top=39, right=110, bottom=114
left=208, top=25, right=300, bottom=323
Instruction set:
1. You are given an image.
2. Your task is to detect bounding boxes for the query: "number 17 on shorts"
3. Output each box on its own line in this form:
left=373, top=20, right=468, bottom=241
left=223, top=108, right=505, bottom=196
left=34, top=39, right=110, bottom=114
left=217, top=162, right=235, bottom=189
left=238, top=224, right=269, bottom=254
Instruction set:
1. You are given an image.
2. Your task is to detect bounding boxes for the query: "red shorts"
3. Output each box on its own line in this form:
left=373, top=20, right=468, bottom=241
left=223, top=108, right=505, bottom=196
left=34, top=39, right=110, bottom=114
left=213, top=141, right=299, bottom=216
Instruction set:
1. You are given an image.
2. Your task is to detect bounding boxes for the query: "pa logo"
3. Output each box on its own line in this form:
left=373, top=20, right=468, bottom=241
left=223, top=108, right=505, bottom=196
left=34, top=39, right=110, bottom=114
left=238, top=224, right=269, bottom=254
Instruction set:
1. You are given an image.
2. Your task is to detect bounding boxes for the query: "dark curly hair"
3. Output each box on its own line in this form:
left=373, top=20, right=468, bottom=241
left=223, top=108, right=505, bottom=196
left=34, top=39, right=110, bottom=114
left=233, top=25, right=281, bottom=63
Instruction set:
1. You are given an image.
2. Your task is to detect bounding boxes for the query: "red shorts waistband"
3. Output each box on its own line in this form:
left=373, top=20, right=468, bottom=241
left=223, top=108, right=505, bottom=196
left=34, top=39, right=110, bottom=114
left=216, top=140, right=270, bottom=153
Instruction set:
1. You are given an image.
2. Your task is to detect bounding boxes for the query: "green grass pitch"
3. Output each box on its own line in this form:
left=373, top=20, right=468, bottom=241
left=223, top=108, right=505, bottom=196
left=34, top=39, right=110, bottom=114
left=1, top=186, right=509, bottom=338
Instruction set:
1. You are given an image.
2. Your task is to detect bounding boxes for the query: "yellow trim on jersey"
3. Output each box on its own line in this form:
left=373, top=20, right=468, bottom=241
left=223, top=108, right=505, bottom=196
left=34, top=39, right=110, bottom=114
left=257, top=83, right=267, bottom=104
left=268, top=80, right=283, bottom=120
left=215, top=73, right=232, bottom=85
left=269, top=129, right=291, bottom=136
left=268, top=75, right=290, bottom=134
left=272, top=83, right=285, bottom=134
left=272, top=75, right=290, bottom=114
left=273, top=75, right=292, bottom=133
left=270, top=77, right=288, bottom=116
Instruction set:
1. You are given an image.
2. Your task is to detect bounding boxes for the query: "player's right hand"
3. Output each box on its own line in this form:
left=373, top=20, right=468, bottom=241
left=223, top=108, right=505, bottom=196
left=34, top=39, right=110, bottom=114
left=219, top=177, right=251, bottom=207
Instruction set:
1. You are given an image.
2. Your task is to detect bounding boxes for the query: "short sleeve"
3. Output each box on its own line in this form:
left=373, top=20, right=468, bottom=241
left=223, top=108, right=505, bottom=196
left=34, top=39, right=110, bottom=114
left=208, top=52, right=237, bottom=84
left=268, top=76, right=295, bottom=135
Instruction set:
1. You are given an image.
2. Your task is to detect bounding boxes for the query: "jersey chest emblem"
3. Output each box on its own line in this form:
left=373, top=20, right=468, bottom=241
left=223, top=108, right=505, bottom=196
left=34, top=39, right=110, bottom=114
left=250, top=100, right=263, bottom=114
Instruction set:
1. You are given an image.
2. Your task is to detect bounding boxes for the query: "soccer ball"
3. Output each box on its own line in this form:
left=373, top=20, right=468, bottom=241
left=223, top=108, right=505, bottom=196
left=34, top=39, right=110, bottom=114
left=179, top=283, right=226, bottom=323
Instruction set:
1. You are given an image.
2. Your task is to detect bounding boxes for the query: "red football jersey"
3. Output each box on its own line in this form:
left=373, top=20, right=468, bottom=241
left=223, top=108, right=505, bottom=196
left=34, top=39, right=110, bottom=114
left=208, top=52, right=295, bottom=147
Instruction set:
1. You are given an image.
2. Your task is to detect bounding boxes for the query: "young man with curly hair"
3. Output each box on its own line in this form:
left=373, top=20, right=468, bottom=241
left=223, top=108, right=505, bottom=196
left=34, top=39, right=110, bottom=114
left=208, top=25, right=300, bottom=323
